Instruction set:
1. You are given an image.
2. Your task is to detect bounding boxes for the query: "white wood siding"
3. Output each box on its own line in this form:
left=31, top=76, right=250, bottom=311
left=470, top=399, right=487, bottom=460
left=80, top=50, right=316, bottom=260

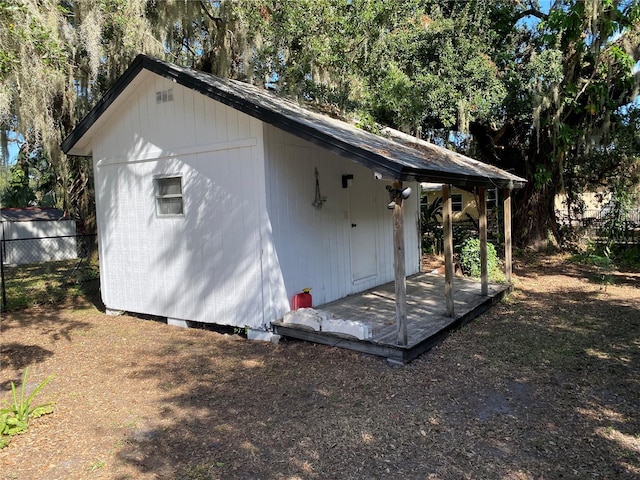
left=263, top=125, right=420, bottom=307
left=91, top=72, right=420, bottom=329
left=92, top=76, right=269, bottom=329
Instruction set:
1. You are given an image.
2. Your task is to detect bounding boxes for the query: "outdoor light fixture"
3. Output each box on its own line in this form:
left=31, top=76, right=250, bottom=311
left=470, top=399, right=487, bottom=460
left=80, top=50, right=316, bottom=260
left=342, top=174, right=354, bottom=188
left=385, top=184, right=412, bottom=209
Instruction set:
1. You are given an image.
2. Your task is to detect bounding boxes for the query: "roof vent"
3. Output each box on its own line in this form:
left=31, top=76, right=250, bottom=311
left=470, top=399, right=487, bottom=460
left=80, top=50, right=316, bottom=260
left=156, top=88, right=173, bottom=104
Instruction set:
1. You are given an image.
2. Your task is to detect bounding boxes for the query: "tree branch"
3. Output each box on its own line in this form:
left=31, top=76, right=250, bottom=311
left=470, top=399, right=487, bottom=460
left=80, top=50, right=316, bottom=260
left=613, top=21, right=640, bottom=63
left=199, top=0, right=223, bottom=26
left=513, top=8, right=548, bottom=24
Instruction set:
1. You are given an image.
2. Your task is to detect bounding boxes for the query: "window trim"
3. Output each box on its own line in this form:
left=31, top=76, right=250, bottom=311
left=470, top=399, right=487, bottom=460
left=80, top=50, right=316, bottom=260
left=155, top=175, right=184, bottom=217
left=487, top=188, right=498, bottom=210
left=451, top=193, right=463, bottom=212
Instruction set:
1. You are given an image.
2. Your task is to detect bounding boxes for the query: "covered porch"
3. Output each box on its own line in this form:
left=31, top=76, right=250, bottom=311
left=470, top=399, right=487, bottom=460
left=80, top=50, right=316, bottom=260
left=272, top=272, right=510, bottom=365
left=270, top=129, right=524, bottom=365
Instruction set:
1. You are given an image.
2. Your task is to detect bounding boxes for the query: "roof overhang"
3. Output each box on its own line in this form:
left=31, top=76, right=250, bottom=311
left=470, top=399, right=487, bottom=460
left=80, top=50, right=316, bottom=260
left=62, top=54, right=526, bottom=190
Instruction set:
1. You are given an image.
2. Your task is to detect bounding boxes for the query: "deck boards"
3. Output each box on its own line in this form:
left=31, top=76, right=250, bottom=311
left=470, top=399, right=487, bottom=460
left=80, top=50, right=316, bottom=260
left=272, top=272, right=509, bottom=364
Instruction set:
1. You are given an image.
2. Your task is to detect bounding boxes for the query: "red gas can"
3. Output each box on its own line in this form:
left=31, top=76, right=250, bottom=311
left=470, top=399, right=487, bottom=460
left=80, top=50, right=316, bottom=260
left=291, top=288, right=312, bottom=310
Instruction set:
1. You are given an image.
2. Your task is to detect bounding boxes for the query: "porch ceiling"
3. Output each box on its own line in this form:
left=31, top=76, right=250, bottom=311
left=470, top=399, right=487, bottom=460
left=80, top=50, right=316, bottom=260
left=62, top=54, right=526, bottom=190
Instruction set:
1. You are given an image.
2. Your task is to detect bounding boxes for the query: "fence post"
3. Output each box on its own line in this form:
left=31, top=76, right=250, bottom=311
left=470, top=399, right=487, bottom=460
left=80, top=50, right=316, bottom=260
left=0, top=235, right=6, bottom=310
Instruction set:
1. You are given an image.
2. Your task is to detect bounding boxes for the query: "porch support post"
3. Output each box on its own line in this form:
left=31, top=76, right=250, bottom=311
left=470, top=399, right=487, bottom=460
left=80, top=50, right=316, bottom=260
left=478, top=187, right=488, bottom=296
left=503, top=188, right=513, bottom=285
left=393, top=182, right=408, bottom=346
left=442, top=184, right=455, bottom=317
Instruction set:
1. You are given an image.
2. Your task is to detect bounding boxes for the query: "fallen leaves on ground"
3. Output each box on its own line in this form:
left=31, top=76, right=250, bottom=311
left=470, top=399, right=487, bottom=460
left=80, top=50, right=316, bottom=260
left=1, top=253, right=639, bottom=479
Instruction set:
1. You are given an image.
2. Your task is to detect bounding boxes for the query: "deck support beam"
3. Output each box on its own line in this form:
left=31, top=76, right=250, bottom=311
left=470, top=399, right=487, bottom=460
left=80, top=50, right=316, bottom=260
left=503, top=188, right=513, bottom=285
left=442, top=184, right=455, bottom=317
left=478, top=187, right=488, bottom=296
left=393, top=182, right=408, bottom=346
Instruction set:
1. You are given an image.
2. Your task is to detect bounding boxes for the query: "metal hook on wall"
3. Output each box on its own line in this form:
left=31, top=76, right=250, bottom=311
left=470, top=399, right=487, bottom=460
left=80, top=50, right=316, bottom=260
left=312, top=167, right=327, bottom=209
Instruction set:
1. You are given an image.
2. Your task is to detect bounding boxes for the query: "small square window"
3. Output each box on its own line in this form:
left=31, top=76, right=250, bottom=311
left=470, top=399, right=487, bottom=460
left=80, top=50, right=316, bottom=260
left=451, top=193, right=463, bottom=212
left=155, top=176, right=184, bottom=216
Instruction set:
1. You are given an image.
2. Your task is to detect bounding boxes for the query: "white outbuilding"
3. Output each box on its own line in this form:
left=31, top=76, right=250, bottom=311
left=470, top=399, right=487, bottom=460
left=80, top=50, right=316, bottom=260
left=1, top=207, right=77, bottom=265
left=62, top=55, right=525, bottom=339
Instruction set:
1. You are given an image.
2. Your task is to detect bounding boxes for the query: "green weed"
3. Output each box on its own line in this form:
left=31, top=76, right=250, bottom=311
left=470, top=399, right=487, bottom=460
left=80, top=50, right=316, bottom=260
left=0, top=368, right=55, bottom=448
left=88, top=459, right=105, bottom=471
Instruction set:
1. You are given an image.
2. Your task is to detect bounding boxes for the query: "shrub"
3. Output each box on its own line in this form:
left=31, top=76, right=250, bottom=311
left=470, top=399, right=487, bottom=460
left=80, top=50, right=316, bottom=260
left=616, top=245, right=640, bottom=272
left=459, top=238, right=503, bottom=281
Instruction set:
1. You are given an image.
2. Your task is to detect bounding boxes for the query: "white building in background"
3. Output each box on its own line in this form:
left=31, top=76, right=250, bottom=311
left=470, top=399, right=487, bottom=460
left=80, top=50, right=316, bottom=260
left=1, top=207, right=77, bottom=265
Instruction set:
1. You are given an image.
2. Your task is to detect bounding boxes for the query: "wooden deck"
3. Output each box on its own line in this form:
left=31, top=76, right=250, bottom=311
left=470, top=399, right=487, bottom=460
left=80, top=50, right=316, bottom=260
left=272, top=273, right=510, bottom=364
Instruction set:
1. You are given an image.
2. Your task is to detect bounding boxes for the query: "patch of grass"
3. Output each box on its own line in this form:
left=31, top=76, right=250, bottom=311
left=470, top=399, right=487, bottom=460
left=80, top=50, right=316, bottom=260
left=572, top=243, right=640, bottom=275
left=2, top=259, right=99, bottom=311
left=615, top=244, right=640, bottom=272
left=88, top=459, right=105, bottom=471
left=180, top=461, right=225, bottom=479
left=570, top=244, right=616, bottom=288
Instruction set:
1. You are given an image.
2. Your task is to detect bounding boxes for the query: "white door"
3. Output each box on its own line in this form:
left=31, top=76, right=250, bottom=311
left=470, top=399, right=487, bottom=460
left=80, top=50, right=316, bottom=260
left=349, top=174, right=377, bottom=282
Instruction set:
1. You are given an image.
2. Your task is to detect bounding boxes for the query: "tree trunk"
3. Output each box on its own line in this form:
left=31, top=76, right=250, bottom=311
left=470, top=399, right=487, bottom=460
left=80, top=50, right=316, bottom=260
left=511, top=181, right=559, bottom=250
left=469, top=121, right=562, bottom=250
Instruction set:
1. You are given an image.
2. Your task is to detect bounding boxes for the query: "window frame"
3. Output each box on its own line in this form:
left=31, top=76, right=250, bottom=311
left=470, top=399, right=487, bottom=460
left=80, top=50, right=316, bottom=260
left=451, top=193, right=463, bottom=212
left=154, top=175, right=185, bottom=217
left=487, top=188, right=498, bottom=210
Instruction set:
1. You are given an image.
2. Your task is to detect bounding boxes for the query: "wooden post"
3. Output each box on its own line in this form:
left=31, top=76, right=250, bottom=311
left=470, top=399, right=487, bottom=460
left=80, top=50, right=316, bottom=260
left=478, top=187, right=488, bottom=296
left=393, top=183, right=408, bottom=346
left=503, top=188, right=513, bottom=285
left=0, top=234, right=6, bottom=310
left=442, top=184, right=455, bottom=317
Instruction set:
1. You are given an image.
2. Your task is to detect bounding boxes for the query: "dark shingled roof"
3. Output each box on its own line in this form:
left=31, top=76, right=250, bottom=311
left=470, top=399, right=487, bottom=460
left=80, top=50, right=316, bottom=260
left=62, top=54, right=526, bottom=189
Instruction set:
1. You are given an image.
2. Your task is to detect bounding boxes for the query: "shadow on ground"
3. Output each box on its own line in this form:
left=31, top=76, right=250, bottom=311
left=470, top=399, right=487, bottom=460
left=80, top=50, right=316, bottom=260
left=111, top=264, right=640, bottom=479
left=1, top=308, right=93, bottom=388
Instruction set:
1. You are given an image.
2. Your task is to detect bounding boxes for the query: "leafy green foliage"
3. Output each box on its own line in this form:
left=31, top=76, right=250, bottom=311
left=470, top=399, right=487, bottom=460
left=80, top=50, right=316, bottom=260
left=0, top=0, right=159, bottom=224
left=516, top=0, right=640, bottom=245
left=0, top=1, right=638, bottom=249
left=573, top=242, right=640, bottom=281
left=0, top=368, right=55, bottom=448
left=242, top=1, right=638, bottom=249
left=88, top=459, right=105, bottom=471
left=571, top=242, right=617, bottom=288
left=366, top=2, right=509, bottom=133
left=0, top=163, right=35, bottom=207
left=458, top=237, right=502, bottom=282
left=0, top=146, right=58, bottom=207
left=616, top=244, right=640, bottom=272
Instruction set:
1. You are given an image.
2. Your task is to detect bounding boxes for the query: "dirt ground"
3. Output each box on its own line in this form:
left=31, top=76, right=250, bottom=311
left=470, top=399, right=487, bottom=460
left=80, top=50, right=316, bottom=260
left=1, top=253, right=639, bottom=480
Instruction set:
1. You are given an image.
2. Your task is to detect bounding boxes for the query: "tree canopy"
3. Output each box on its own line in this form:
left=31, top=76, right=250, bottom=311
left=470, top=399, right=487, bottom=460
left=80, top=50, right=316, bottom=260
left=1, top=0, right=639, bottom=246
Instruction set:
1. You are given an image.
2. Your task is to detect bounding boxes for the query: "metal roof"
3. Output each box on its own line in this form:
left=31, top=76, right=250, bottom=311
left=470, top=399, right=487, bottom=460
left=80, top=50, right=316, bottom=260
left=1, top=207, right=67, bottom=222
left=62, top=54, right=526, bottom=189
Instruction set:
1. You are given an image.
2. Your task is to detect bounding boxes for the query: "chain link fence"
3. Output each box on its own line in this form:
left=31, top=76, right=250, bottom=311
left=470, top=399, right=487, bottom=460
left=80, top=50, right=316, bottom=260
left=0, top=234, right=99, bottom=311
